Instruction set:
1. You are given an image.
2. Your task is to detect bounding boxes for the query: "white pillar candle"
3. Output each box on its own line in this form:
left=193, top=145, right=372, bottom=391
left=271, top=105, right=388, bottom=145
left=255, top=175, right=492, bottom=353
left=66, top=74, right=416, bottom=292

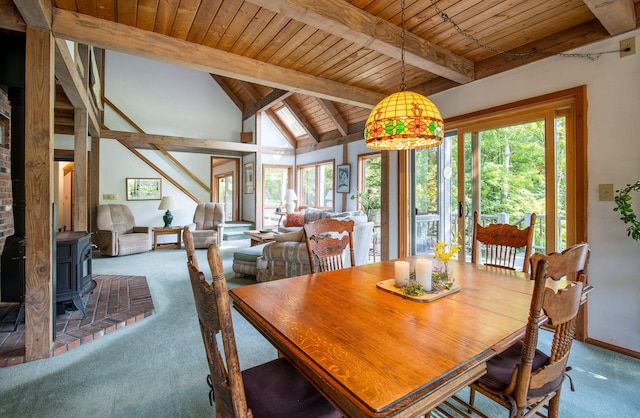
left=416, top=259, right=432, bottom=291
left=394, top=261, right=410, bottom=287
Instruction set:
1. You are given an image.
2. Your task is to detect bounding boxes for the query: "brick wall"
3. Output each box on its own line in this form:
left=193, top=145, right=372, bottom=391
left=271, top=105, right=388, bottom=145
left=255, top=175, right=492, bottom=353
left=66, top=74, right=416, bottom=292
left=0, top=89, right=14, bottom=254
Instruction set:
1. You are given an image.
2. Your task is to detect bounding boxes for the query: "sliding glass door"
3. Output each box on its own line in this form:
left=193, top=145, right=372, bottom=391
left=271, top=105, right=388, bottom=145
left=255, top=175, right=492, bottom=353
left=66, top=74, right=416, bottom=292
left=411, top=94, right=580, bottom=270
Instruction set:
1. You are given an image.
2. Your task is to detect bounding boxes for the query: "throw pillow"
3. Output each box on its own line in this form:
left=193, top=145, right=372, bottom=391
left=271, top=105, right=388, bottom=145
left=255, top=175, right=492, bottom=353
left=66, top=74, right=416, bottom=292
left=274, top=229, right=305, bottom=242
left=285, top=213, right=304, bottom=227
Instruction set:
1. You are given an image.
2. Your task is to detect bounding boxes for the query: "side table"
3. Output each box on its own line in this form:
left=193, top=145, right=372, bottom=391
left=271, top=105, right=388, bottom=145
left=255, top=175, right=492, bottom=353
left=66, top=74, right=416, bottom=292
left=243, top=229, right=278, bottom=247
left=153, top=226, right=182, bottom=250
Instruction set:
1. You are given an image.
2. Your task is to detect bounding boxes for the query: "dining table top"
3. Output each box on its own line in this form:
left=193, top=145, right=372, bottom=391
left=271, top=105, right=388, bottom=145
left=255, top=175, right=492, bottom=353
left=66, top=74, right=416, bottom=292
left=229, top=256, right=566, bottom=417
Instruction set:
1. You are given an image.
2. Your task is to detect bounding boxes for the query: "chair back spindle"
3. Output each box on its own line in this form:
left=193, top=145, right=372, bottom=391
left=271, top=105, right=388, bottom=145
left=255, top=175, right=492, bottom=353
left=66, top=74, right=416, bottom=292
left=471, top=211, right=536, bottom=274
left=304, top=218, right=355, bottom=273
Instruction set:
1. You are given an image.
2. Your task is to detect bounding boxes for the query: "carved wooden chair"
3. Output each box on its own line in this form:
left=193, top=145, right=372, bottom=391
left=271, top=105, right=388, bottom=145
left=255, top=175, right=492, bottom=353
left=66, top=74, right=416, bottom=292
left=304, top=218, right=355, bottom=273
left=183, top=228, right=199, bottom=271
left=443, top=245, right=588, bottom=418
left=183, top=229, right=340, bottom=418
left=471, top=211, right=537, bottom=274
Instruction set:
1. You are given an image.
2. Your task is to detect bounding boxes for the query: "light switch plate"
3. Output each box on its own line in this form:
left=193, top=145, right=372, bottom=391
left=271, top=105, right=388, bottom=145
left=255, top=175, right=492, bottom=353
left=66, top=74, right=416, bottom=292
left=620, top=37, right=636, bottom=58
left=598, top=184, right=614, bottom=201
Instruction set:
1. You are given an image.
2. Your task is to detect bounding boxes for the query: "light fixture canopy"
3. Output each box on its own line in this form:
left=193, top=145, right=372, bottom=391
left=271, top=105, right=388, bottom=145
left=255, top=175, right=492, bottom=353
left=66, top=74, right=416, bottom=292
left=364, top=91, right=443, bottom=150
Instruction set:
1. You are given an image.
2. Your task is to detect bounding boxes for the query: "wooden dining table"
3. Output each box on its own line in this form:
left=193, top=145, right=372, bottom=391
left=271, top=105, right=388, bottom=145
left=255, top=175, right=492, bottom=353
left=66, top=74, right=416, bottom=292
left=229, top=256, right=566, bottom=417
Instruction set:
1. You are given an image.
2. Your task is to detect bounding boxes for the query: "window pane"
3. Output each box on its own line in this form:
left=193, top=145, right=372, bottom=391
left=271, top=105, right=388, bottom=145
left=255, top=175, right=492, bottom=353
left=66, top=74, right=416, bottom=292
left=301, top=167, right=316, bottom=206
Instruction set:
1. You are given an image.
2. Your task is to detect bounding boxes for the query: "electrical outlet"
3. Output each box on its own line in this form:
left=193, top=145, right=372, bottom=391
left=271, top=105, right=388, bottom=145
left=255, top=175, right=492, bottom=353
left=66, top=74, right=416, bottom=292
left=599, top=184, right=614, bottom=201
left=620, top=37, right=636, bottom=58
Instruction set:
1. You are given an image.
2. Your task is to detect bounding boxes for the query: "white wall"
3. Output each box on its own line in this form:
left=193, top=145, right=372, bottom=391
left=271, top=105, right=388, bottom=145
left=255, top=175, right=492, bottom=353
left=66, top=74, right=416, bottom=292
left=429, top=30, right=640, bottom=352
left=101, top=51, right=243, bottom=227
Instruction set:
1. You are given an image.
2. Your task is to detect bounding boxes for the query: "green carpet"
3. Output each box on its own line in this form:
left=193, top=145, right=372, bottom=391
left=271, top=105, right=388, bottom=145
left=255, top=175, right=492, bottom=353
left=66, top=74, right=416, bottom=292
left=0, top=238, right=638, bottom=417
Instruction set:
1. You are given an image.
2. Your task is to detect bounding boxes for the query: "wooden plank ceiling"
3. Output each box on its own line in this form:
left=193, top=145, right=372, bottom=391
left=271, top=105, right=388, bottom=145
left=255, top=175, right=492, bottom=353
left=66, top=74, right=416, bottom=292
left=5, top=0, right=639, bottom=153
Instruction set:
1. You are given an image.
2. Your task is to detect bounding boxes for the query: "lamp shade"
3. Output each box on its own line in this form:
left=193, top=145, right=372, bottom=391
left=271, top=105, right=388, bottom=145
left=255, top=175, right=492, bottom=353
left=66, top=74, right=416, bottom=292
left=284, top=189, right=298, bottom=202
left=158, top=196, right=177, bottom=211
left=364, top=91, right=444, bottom=150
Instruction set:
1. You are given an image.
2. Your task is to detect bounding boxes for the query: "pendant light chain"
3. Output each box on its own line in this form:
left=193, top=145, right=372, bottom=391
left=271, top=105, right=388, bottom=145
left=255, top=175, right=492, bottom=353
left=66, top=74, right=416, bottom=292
left=400, top=0, right=406, bottom=91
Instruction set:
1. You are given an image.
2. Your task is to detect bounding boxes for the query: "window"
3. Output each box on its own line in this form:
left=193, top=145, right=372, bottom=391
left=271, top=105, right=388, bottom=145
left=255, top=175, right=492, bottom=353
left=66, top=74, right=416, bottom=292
left=298, top=161, right=334, bottom=209
left=357, top=153, right=382, bottom=193
left=274, top=106, right=306, bottom=137
left=262, top=165, right=292, bottom=228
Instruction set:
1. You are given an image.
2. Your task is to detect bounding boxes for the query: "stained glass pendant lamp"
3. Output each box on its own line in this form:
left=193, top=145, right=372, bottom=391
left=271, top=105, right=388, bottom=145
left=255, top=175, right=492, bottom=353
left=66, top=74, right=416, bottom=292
left=364, top=1, right=444, bottom=150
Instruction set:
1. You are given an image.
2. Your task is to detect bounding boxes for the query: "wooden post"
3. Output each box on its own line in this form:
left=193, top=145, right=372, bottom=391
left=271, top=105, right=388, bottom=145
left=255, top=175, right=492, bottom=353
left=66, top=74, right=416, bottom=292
left=397, top=150, right=410, bottom=258
left=73, top=108, right=88, bottom=231
left=24, top=26, right=55, bottom=361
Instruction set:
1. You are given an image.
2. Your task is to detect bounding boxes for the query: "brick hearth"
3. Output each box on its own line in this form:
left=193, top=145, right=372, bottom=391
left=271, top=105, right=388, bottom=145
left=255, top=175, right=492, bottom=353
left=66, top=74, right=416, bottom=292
left=0, top=274, right=155, bottom=367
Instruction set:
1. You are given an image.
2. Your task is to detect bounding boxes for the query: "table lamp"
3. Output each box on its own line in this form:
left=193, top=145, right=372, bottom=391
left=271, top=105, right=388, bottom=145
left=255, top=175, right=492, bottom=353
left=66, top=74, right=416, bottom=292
left=284, top=189, right=298, bottom=213
left=158, top=196, right=177, bottom=227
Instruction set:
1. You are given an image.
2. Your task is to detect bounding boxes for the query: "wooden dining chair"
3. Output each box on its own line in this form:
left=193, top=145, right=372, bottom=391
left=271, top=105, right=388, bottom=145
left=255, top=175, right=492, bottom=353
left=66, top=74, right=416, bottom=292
left=304, top=217, right=355, bottom=273
left=183, top=230, right=340, bottom=418
left=442, top=250, right=586, bottom=418
left=530, top=243, right=591, bottom=341
left=471, top=211, right=537, bottom=274
left=183, top=227, right=199, bottom=270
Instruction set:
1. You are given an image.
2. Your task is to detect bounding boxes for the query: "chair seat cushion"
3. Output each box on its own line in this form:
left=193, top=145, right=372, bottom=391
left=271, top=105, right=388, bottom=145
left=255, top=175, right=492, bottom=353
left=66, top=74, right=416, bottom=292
left=479, top=341, right=550, bottom=394
left=243, top=357, right=340, bottom=418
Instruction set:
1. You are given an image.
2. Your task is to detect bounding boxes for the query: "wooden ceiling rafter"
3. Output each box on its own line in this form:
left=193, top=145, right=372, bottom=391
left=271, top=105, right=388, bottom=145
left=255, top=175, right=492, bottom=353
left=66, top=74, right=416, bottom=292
left=583, top=0, right=637, bottom=35
left=316, top=97, right=348, bottom=136
left=101, top=129, right=295, bottom=156
left=283, top=97, right=319, bottom=143
left=242, top=88, right=293, bottom=121
left=54, top=38, right=100, bottom=136
left=210, top=74, right=243, bottom=110
left=244, top=0, right=475, bottom=84
left=50, top=7, right=386, bottom=109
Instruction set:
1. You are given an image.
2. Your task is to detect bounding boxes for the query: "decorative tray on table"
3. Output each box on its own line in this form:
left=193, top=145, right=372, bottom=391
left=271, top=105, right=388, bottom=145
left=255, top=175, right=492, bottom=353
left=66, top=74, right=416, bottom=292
left=376, top=279, right=460, bottom=302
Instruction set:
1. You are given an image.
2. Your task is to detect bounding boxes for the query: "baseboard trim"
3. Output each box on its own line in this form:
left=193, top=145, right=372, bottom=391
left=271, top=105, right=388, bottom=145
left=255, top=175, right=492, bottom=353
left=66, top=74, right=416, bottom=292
left=586, top=338, right=640, bottom=360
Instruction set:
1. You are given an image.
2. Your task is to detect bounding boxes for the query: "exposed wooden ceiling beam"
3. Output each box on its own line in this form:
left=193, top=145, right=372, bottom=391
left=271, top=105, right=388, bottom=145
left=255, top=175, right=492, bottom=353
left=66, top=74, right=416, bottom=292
left=245, top=0, right=474, bottom=84
left=54, top=38, right=100, bottom=136
left=296, top=122, right=365, bottom=154
left=12, top=0, right=50, bottom=29
left=473, top=19, right=611, bottom=80
left=51, top=7, right=385, bottom=109
left=582, top=0, right=636, bottom=35
left=0, top=1, right=26, bottom=31
left=101, top=129, right=295, bottom=156
left=243, top=89, right=293, bottom=121
left=284, top=97, right=318, bottom=143
left=316, top=98, right=347, bottom=136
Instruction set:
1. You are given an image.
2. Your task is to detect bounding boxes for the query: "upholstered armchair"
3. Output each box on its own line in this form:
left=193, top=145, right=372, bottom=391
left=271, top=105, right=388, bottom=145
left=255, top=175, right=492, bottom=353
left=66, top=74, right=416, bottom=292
left=95, top=204, right=152, bottom=256
left=185, top=202, right=225, bottom=248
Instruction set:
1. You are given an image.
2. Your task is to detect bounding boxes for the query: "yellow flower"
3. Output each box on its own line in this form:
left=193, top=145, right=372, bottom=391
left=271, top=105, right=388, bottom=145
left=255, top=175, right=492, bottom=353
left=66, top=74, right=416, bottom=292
left=433, top=239, right=460, bottom=264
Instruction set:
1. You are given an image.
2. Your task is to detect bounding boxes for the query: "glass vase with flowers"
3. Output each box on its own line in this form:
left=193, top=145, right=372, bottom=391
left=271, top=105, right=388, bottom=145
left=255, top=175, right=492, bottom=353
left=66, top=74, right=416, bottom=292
left=432, top=239, right=460, bottom=290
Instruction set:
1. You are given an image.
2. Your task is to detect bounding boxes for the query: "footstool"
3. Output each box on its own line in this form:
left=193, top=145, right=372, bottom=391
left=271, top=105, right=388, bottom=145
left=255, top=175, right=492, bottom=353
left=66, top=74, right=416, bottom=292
left=232, top=243, right=269, bottom=278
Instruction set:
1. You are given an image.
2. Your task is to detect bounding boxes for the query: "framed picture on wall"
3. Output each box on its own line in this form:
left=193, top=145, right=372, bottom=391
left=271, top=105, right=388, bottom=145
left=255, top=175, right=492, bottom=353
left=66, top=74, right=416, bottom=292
left=244, top=162, right=254, bottom=194
left=126, top=178, right=162, bottom=201
left=337, top=164, right=350, bottom=193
